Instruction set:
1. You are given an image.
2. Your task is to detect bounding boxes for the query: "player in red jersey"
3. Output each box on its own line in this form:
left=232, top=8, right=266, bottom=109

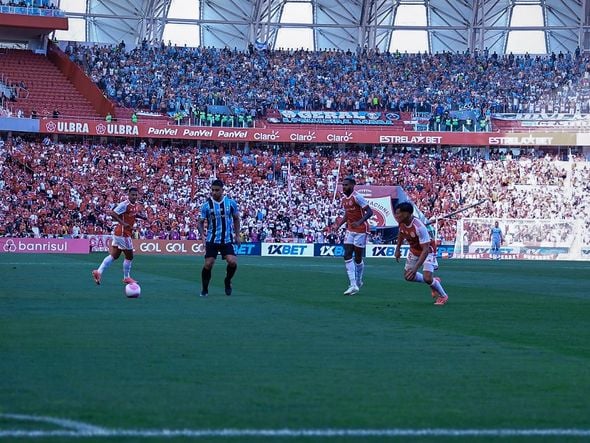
left=92, top=187, right=147, bottom=285
left=393, top=201, right=448, bottom=305
left=333, top=177, right=374, bottom=295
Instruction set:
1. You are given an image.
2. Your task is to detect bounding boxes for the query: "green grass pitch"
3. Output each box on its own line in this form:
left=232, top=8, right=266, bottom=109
left=1, top=254, right=589, bottom=443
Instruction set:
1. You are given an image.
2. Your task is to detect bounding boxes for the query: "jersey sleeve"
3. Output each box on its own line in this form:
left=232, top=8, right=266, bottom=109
left=354, top=193, right=370, bottom=208
left=199, top=201, right=209, bottom=220
left=113, top=200, right=129, bottom=215
left=230, top=199, right=239, bottom=216
left=416, top=223, right=431, bottom=244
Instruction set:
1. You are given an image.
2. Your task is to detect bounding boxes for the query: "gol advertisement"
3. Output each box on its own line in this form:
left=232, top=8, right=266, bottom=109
left=133, top=239, right=205, bottom=255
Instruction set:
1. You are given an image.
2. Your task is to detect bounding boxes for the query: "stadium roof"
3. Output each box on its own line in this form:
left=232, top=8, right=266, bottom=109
left=56, top=0, right=589, bottom=55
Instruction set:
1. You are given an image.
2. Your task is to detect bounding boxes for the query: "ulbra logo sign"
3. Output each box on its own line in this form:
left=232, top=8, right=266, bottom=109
left=45, top=121, right=57, bottom=132
left=96, top=123, right=107, bottom=135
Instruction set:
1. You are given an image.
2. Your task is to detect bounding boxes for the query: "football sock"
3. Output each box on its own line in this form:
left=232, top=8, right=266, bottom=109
left=430, top=279, right=447, bottom=296
left=413, top=272, right=424, bottom=283
left=97, top=255, right=114, bottom=273
left=201, top=267, right=211, bottom=291
left=123, top=259, right=132, bottom=278
left=355, top=261, right=364, bottom=282
left=225, top=264, right=237, bottom=281
left=345, top=259, right=357, bottom=286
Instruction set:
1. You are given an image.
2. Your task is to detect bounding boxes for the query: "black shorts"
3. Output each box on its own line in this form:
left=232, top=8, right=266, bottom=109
left=205, top=242, right=236, bottom=259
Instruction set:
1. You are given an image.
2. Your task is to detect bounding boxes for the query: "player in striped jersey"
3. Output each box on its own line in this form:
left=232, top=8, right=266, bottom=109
left=197, top=179, right=241, bottom=297
left=92, top=187, right=147, bottom=285
left=393, top=202, right=448, bottom=306
left=333, top=176, right=374, bottom=296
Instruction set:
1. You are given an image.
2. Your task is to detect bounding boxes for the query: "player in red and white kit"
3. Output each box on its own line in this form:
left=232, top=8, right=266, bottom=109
left=92, top=187, right=147, bottom=285
left=333, top=177, right=374, bottom=295
left=393, top=201, right=448, bottom=305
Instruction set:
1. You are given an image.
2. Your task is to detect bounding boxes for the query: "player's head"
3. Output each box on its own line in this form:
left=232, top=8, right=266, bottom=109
left=128, top=186, right=139, bottom=202
left=494, top=221, right=499, bottom=227
left=342, top=176, right=356, bottom=195
left=394, top=201, right=414, bottom=224
left=211, top=179, right=224, bottom=201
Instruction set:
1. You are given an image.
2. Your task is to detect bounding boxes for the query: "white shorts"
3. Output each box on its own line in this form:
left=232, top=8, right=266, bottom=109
left=344, top=231, right=368, bottom=248
left=112, top=235, right=134, bottom=250
left=405, top=251, right=439, bottom=273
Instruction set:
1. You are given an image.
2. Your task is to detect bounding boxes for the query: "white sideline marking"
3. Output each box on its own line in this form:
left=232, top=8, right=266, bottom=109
left=0, top=414, right=105, bottom=433
left=1, top=428, right=590, bottom=438
left=1, top=415, right=590, bottom=439
left=1, top=262, right=90, bottom=266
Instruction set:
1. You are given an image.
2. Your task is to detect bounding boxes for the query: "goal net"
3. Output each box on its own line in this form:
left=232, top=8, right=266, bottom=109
left=453, top=218, right=586, bottom=260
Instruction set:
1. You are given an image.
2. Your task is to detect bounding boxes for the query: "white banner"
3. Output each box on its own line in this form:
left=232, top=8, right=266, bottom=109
left=366, top=196, right=397, bottom=228
left=261, top=243, right=314, bottom=257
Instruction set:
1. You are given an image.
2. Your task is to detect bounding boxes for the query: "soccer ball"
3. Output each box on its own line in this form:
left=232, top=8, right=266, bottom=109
left=125, top=283, right=141, bottom=298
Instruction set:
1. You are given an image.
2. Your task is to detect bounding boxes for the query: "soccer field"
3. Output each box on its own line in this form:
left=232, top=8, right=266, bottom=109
left=1, top=254, right=589, bottom=443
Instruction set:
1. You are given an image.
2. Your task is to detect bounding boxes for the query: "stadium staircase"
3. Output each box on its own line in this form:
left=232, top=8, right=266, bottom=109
left=0, top=48, right=101, bottom=119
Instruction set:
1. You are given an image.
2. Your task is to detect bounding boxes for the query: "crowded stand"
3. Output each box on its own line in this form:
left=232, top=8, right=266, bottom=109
left=1, top=138, right=588, bottom=250
left=65, top=43, right=590, bottom=124
left=2, top=41, right=590, bottom=254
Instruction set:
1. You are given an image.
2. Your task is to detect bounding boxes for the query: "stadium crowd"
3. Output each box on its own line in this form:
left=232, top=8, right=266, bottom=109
left=1, top=139, right=588, bottom=250
left=65, top=42, right=590, bottom=120
left=0, top=0, right=58, bottom=10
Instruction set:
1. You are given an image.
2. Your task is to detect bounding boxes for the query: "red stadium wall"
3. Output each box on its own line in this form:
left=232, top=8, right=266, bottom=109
left=47, top=42, right=114, bottom=117
left=37, top=117, right=579, bottom=146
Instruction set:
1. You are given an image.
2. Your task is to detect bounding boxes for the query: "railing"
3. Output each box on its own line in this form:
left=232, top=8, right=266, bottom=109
left=0, top=5, right=64, bottom=17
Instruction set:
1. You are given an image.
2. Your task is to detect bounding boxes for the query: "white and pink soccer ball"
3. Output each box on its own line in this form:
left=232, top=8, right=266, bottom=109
left=124, top=283, right=141, bottom=298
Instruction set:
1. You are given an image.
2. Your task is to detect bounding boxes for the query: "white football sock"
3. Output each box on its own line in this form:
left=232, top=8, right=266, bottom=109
left=355, top=261, right=364, bottom=283
left=97, top=255, right=114, bottom=273
left=345, top=259, right=357, bottom=286
left=123, top=259, right=132, bottom=278
left=430, top=278, right=447, bottom=296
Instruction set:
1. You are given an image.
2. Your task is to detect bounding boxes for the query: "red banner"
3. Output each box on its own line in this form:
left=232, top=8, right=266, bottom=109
left=38, top=118, right=577, bottom=146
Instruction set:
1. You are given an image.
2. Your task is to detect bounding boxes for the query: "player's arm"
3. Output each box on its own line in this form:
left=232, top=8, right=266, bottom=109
left=197, top=204, right=207, bottom=240
left=232, top=212, right=241, bottom=246
left=111, top=202, right=129, bottom=227
left=394, top=232, right=403, bottom=262
left=197, top=218, right=206, bottom=240
left=351, top=205, right=374, bottom=228
left=110, top=210, right=128, bottom=227
left=230, top=200, right=241, bottom=246
left=333, top=213, right=347, bottom=231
